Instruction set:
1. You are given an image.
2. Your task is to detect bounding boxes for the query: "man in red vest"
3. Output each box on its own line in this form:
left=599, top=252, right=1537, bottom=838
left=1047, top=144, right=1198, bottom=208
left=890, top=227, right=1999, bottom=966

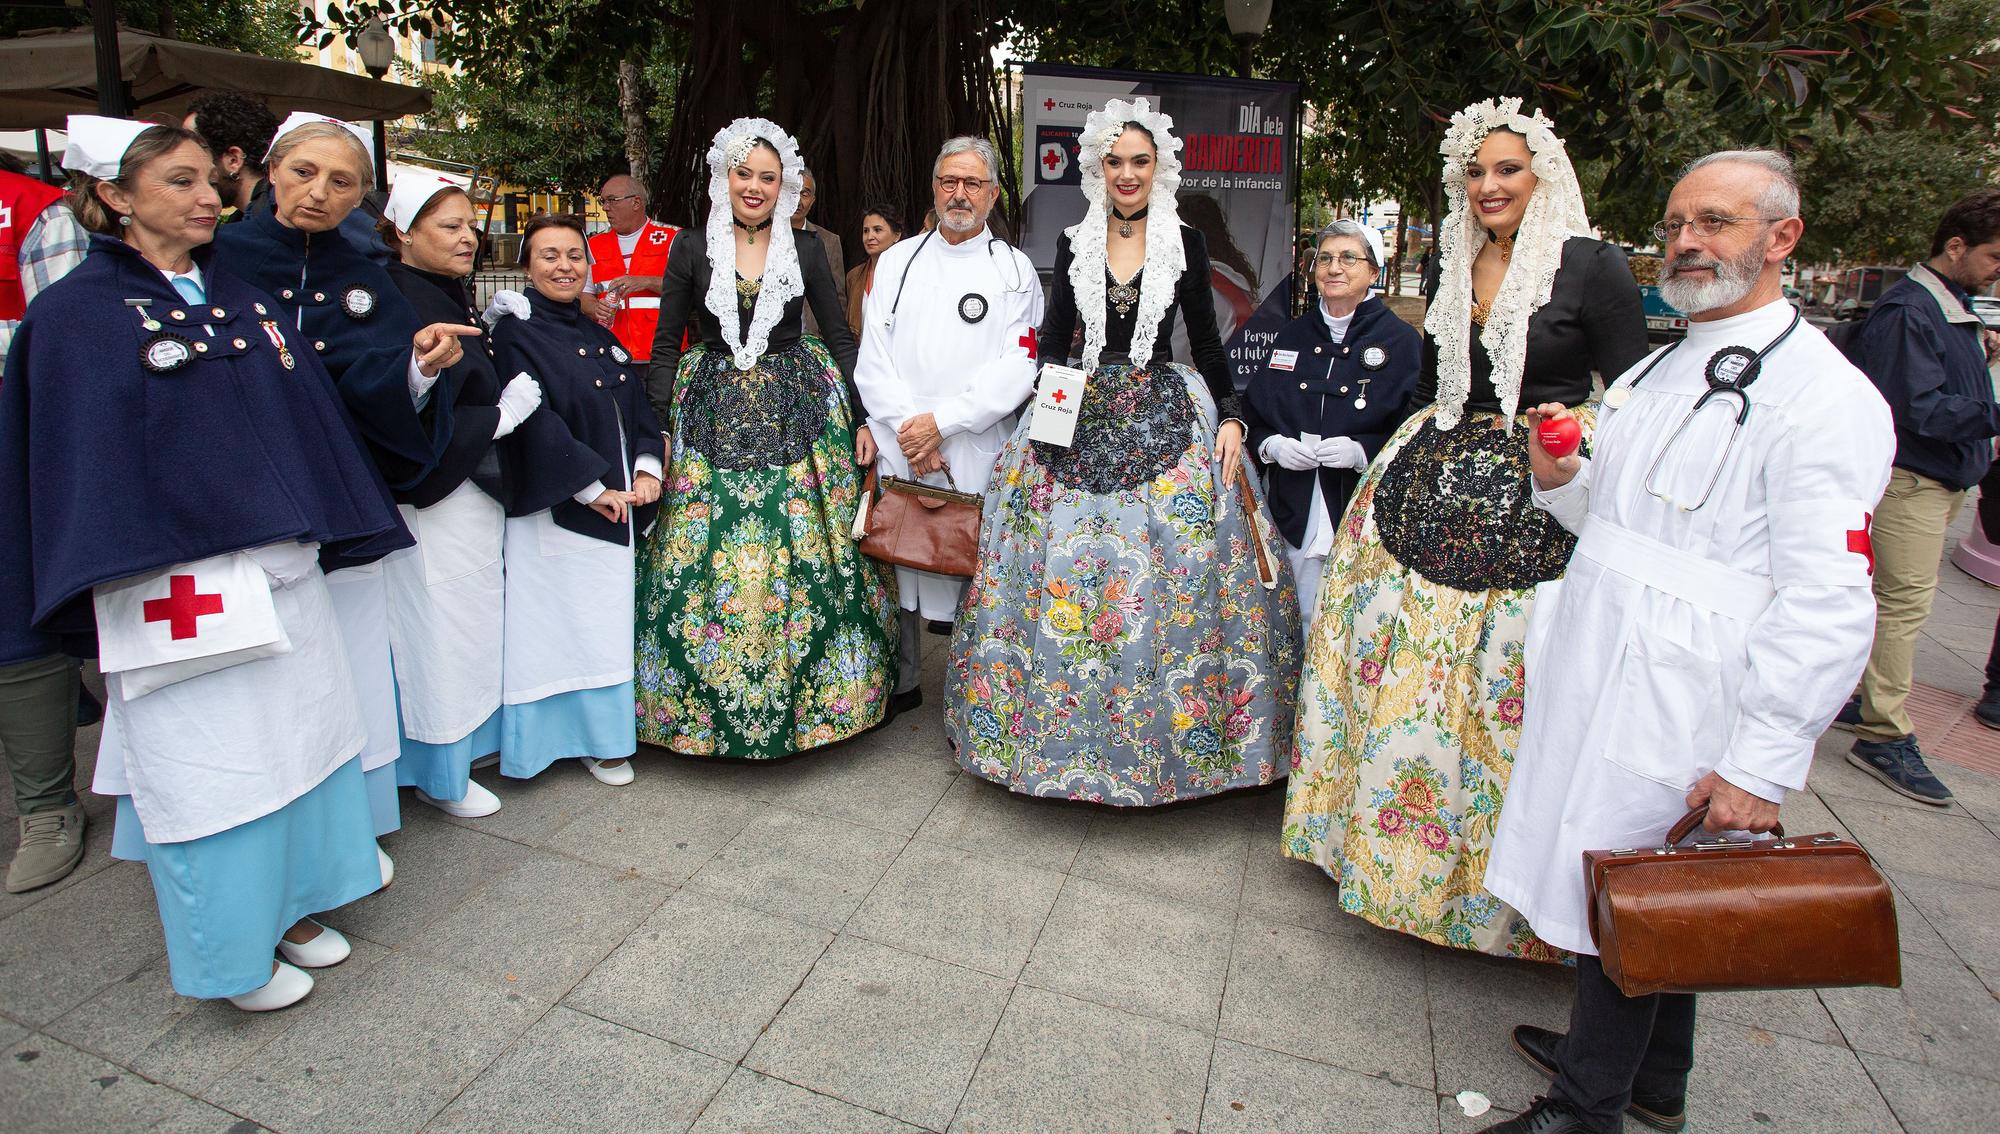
left=584, top=174, right=679, bottom=365
left=0, top=158, right=93, bottom=894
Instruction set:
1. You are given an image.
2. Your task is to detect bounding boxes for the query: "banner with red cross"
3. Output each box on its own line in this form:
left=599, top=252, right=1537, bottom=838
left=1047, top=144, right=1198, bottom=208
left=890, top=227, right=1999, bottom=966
left=94, top=552, right=287, bottom=694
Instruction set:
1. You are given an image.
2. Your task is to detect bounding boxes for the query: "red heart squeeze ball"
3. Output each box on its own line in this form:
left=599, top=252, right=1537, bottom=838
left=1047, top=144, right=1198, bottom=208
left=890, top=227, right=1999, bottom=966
left=1537, top=416, right=1582, bottom=458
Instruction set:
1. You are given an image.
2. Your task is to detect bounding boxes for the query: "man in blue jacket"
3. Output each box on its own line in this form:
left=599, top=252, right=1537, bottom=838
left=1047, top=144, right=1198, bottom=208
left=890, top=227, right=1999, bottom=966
left=1844, top=188, right=2000, bottom=804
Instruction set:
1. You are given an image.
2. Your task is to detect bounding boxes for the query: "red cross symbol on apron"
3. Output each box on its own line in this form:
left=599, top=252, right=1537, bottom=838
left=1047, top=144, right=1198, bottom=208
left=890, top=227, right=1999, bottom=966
left=143, top=574, right=225, bottom=640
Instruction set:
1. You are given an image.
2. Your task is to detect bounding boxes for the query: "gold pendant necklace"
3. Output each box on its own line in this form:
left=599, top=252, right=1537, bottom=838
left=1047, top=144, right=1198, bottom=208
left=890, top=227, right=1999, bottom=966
left=1490, top=230, right=1514, bottom=261
left=734, top=218, right=772, bottom=246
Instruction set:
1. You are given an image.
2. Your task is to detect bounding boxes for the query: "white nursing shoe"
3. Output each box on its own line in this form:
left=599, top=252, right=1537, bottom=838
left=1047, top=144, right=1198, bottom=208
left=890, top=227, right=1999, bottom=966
left=229, top=961, right=314, bottom=1012
left=377, top=845, right=395, bottom=889
left=276, top=920, right=351, bottom=969
left=581, top=757, right=635, bottom=786
left=416, top=779, right=502, bottom=818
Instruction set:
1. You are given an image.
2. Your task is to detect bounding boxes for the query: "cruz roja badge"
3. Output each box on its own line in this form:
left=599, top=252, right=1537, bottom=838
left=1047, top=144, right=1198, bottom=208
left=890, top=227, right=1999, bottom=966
left=610, top=344, right=631, bottom=364
left=1705, top=346, right=1759, bottom=390
left=340, top=285, right=377, bottom=320
left=140, top=333, right=193, bottom=373
left=1361, top=345, right=1388, bottom=370
left=958, top=292, right=989, bottom=324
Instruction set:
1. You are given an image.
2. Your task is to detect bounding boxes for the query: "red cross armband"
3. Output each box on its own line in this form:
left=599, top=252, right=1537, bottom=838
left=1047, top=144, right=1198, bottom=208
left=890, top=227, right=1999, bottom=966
left=92, top=551, right=291, bottom=699
left=1768, top=498, right=1878, bottom=589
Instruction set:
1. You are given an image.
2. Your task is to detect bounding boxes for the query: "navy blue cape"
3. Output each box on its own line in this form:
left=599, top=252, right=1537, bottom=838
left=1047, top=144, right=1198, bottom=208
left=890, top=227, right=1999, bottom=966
left=385, top=261, right=504, bottom=508
left=0, top=236, right=409, bottom=662
left=212, top=200, right=454, bottom=491
left=493, top=287, right=665, bottom=544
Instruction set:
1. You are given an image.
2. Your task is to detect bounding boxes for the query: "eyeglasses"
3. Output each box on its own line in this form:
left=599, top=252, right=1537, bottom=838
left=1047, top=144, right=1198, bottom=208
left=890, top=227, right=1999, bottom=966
left=1314, top=252, right=1373, bottom=269
left=935, top=176, right=989, bottom=194
left=600, top=193, right=640, bottom=206
left=1651, top=213, right=1779, bottom=243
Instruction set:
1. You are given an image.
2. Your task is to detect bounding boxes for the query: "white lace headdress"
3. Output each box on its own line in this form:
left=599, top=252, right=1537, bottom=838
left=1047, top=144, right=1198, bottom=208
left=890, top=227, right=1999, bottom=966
left=1067, top=97, right=1186, bottom=370
left=1422, top=97, right=1594, bottom=430
left=702, top=117, right=807, bottom=371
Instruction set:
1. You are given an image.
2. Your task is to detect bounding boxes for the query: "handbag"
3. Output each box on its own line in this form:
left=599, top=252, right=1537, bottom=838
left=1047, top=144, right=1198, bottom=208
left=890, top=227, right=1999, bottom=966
left=1584, top=804, right=1902, bottom=996
left=852, top=465, right=983, bottom=579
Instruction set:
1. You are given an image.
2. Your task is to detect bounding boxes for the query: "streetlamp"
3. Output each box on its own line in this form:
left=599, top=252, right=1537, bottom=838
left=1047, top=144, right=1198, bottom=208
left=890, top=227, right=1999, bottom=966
left=1225, top=0, right=1273, bottom=80
left=356, top=16, right=395, bottom=187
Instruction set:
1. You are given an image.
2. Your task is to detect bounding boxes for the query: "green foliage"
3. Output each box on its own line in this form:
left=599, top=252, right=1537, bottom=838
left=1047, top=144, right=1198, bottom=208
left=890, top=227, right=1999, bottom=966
left=0, top=0, right=301, bottom=59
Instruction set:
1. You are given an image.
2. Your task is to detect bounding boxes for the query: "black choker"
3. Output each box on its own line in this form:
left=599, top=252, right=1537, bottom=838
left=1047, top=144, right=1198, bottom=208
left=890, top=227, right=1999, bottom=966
left=733, top=217, right=773, bottom=244
left=1112, top=205, right=1149, bottom=239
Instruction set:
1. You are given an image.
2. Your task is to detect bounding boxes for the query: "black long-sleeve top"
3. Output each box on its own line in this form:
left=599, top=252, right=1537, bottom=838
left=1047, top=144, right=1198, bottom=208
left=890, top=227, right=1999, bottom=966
left=644, top=226, right=860, bottom=426
left=1038, top=224, right=1240, bottom=421
left=1414, top=236, right=1648, bottom=412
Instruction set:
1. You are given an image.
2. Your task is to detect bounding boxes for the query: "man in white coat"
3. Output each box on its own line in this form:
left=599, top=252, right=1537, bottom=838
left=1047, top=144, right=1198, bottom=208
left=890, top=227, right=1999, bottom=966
left=1475, top=151, right=1894, bottom=1134
left=854, top=136, right=1043, bottom=711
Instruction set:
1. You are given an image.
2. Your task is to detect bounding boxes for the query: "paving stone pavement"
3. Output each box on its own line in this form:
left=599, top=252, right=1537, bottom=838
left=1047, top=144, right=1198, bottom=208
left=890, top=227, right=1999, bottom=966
left=7, top=542, right=2000, bottom=1132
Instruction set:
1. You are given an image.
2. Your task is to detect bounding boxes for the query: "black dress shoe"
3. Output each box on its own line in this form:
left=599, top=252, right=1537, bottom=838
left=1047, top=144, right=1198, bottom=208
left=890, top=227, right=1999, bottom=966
left=1511, top=1025, right=1687, bottom=1132
left=1474, top=1098, right=1591, bottom=1133
left=884, top=688, right=922, bottom=723
left=925, top=619, right=952, bottom=636
left=1976, top=687, right=2000, bottom=730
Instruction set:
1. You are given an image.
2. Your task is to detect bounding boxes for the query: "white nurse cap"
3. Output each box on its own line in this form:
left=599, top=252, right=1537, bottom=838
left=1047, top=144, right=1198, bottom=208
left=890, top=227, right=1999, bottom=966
left=382, top=173, right=463, bottom=233
left=265, top=111, right=375, bottom=164
left=61, top=115, right=157, bottom=180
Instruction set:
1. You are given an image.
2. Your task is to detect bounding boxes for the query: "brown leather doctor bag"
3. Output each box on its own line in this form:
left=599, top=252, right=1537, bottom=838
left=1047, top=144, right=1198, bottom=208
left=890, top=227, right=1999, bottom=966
left=853, top=467, right=982, bottom=579
left=1584, top=805, right=1901, bottom=996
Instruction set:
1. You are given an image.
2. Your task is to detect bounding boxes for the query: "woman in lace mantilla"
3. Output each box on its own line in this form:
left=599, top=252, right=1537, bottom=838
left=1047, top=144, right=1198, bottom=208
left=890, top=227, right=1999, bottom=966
left=945, top=98, right=1300, bottom=807
left=1280, top=99, right=1646, bottom=957
left=634, top=117, right=896, bottom=760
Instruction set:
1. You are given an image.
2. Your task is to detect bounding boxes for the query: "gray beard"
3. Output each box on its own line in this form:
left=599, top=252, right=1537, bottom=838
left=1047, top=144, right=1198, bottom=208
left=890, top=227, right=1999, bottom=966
left=1659, top=241, right=1766, bottom=315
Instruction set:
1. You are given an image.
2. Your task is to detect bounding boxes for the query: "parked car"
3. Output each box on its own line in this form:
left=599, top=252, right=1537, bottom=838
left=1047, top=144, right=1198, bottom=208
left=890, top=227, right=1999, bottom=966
left=1625, top=252, right=1687, bottom=343
left=1972, top=295, right=2000, bottom=331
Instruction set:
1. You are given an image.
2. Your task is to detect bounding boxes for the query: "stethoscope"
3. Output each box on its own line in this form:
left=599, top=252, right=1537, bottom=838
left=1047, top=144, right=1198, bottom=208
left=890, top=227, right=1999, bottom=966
left=1617, top=306, right=1803, bottom=511
left=883, top=226, right=1034, bottom=328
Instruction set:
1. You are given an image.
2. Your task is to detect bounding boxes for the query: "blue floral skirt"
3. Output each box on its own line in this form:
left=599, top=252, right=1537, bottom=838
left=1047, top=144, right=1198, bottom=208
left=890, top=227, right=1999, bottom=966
left=946, top=362, right=1301, bottom=806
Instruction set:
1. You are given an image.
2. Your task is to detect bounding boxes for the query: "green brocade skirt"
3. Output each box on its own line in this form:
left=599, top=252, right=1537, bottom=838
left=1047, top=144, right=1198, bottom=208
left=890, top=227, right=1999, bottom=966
left=634, top=338, right=897, bottom=759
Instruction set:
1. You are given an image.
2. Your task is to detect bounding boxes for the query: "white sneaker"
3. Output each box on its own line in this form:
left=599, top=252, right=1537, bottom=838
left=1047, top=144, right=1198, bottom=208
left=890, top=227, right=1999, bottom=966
left=376, top=845, right=394, bottom=889
left=276, top=919, right=351, bottom=969
left=581, top=757, right=635, bottom=786
left=415, top=779, right=502, bottom=818
left=470, top=753, right=500, bottom=770
left=229, top=961, right=314, bottom=1012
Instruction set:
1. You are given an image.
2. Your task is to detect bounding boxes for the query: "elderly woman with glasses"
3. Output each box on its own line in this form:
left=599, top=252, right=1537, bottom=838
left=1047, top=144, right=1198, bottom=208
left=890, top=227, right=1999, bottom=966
left=1245, top=220, right=1421, bottom=620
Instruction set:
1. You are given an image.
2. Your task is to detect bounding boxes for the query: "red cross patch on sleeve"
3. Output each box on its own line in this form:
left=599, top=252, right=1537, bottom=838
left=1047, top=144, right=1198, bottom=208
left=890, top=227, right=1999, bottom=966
left=1847, top=512, right=1874, bottom=576
left=1020, top=329, right=1038, bottom=361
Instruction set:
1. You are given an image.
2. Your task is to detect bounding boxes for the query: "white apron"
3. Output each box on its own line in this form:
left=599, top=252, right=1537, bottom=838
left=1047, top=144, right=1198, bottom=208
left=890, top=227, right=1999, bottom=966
left=323, top=559, right=401, bottom=772
left=383, top=480, right=506, bottom=742
left=92, top=556, right=366, bottom=843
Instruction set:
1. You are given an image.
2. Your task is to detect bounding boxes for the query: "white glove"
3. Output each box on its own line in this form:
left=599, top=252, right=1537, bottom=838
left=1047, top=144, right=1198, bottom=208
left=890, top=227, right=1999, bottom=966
left=1315, top=436, right=1369, bottom=470
left=492, top=372, right=544, bottom=439
left=481, top=289, right=531, bottom=326
left=1262, top=435, right=1320, bottom=472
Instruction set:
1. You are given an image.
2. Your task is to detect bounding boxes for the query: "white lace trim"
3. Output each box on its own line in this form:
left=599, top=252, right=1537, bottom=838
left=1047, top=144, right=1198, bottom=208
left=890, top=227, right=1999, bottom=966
left=702, top=117, right=807, bottom=371
left=1422, top=97, right=1594, bottom=431
left=1067, top=97, right=1185, bottom=369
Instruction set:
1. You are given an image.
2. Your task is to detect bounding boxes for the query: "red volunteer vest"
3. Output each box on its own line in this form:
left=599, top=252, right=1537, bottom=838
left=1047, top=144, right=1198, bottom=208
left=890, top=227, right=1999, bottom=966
left=588, top=220, right=678, bottom=361
left=0, top=172, right=69, bottom=321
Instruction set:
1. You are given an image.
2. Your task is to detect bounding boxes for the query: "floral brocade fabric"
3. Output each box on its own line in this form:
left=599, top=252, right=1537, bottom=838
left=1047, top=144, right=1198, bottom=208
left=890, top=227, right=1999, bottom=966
left=946, top=362, right=1302, bottom=806
left=634, top=338, right=897, bottom=759
left=1280, top=403, right=1591, bottom=960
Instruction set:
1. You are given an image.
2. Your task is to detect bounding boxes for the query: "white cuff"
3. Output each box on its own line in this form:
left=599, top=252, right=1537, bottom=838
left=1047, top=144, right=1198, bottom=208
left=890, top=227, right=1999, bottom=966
left=407, top=350, right=438, bottom=406
left=571, top=480, right=609, bottom=506
left=634, top=454, right=664, bottom=481
left=1716, top=764, right=1789, bottom=806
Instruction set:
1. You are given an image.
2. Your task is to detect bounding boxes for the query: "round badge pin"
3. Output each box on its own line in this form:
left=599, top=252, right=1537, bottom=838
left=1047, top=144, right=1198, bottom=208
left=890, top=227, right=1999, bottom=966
left=140, top=334, right=194, bottom=374
left=1705, top=346, right=1759, bottom=390
left=1604, top=385, right=1631, bottom=409
left=958, top=293, right=989, bottom=324
left=1361, top=345, right=1388, bottom=371
left=340, top=285, right=377, bottom=320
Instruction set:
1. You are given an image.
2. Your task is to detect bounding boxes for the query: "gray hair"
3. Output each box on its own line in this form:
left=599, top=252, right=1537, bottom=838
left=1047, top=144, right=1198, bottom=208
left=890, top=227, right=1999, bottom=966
left=934, top=135, right=1000, bottom=182
left=265, top=121, right=374, bottom=190
left=1681, top=149, right=1800, bottom=220
left=600, top=173, right=647, bottom=204
left=1313, top=219, right=1379, bottom=268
